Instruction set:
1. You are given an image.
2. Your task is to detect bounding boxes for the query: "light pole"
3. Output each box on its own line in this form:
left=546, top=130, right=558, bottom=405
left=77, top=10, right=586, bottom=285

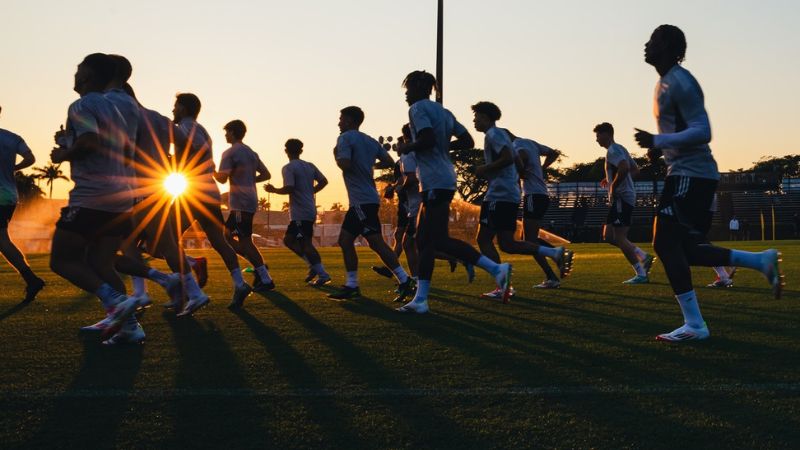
left=436, top=0, right=443, bottom=104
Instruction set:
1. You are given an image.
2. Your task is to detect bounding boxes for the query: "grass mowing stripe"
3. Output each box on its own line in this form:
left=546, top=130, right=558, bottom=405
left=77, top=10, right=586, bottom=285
left=4, top=383, right=800, bottom=398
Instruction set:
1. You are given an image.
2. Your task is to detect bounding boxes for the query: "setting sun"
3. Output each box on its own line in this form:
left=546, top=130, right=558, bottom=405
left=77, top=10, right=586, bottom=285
left=163, top=172, right=188, bottom=197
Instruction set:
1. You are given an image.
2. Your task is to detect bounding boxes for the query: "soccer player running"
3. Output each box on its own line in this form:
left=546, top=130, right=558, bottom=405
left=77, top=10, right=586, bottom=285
left=594, top=122, right=655, bottom=284
left=634, top=25, right=782, bottom=342
left=328, top=106, right=415, bottom=301
left=513, top=133, right=565, bottom=289
left=172, top=94, right=252, bottom=311
left=214, top=120, right=274, bottom=302
left=471, top=101, right=572, bottom=301
left=264, top=138, right=331, bottom=286
left=396, top=71, right=511, bottom=314
left=50, top=53, right=142, bottom=344
left=0, top=106, right=45, bottom=302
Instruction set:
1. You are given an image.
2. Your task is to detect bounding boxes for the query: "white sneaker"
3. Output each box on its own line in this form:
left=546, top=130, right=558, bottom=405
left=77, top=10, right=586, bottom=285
left=103, top=295, right=139, bottom=339
left=492, top=263, right=513, bottom=303
left=80, top=314, right=113, bottom=332
left=534, top=279, right=560, bottom=289
left=760, top=249, right=784, bottom=299
left=656, top=323, right=710, bottom=342
left=102, top=320, right=145, bottom=345
left=177, top=294, right=210, bottom=317
left=481, top=286, right=516, bottom=301
left=396, top=298, right=429, bottom=314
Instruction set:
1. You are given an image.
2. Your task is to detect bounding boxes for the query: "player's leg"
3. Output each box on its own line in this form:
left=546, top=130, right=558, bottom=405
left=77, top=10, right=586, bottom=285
left=300, top=222, right=330, bottom=285
left=0, top=207, right=44, bottom=301
left=523, top=217, right=559, bottom=288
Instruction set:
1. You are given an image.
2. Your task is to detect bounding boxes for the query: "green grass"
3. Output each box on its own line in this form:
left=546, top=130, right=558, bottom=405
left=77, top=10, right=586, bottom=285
left=1, top=241, right=798, bottom=449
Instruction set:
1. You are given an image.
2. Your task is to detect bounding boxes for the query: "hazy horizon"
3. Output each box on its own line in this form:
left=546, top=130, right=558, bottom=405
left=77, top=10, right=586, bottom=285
left=2, top=0, right=798, bottom=209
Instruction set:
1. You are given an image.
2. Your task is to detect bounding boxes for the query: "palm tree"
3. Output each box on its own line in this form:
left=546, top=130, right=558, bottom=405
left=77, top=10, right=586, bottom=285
left=281, top=201, right=290, bottom=212
left=32, top=163, right=69, bottom=199
left=257, top=197, right=269, bottom=212
left=14, top=172, right=44, bottom=202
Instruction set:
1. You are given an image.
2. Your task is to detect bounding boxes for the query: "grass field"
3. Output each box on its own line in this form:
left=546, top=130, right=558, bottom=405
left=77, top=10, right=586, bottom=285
left=1, top=241, right=798, bottom=449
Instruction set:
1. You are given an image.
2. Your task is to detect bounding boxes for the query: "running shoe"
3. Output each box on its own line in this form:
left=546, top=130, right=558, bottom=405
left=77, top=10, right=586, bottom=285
left=227, top=283, right=253, bottom=309
left=253, top=276, right=276, bottom=293
left=371, top=265, right=394, bottom=279
left=327, top=285, right=361, bottom=301
left=623, top=275, right=649, bottom=285
left=393, top=278, right=417, bottom=303
left=707, top=277, right=734, bottom=288
left=760, top=249, right=784, bottom=299
left=396, top=298, right=429, bottom=314
left=103, top=295, right=140, bottom=339
left=177, top=293, right=210, bottom=317
left=23, top=277, right=45, bottom=303
left=102, top=320, right=145, bottom=345
left=309, top=274, right=332, bottom=286
left=534, top=279, right=560, bottom=289
left=656, top=323, right=710, bottom=342
left=642, top=254, right=656, bottom=275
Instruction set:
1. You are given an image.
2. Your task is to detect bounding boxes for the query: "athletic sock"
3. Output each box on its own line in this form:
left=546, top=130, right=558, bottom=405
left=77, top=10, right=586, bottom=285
left=255, top=265, right=272, bottom=284
left=634, top=247, right=647, bottom=261
left=311, top=263, right=328, bottom=277
left=132, top=276, right=147, bottom=297
left=414, top=279, right=431, bottom=303
left=729, top=250, right=765, bottom=271
left=537, top=246, right=559, bottom=259
left=345, top=271, right=358, bottom=288
left=302, top=256, right=311, bottom=268
left=713, top=266, right=730, bottom=281
left=675, top=290, right=704, bottom=329
left=183, top=273, right=204, bottom=298
left=186, top=256, right=197, bottom=267
left=230, top=267, right=245, bottom=288
left=95, top=283, right=122, bottom=310
left=147, top=268, right=171, bottom=288
left=391, top=266, right=409, bottom=284
left=476, top=255, right=501, bottom=276
left=633, top=263, right=647, bottom=277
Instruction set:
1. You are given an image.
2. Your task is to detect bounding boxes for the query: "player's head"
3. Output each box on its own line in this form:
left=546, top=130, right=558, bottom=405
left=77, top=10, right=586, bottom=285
left=593, top=122, right=614, bottom=148
left=74, top=53, right=115, bottom=96
left=285, top=138, right=303, bottom=158
left=402, top=70, right=437, bottom=106
left=108, top=54, right=132, bottom=88
left=645, top=24, right=686, bottom=68
left=339, top=106, right=364, bottom=133
left=173, top=93, right=201, bottom=121
left=471, top=101, right=501, bottom=133
left=224, top=119, right=247, bottom=143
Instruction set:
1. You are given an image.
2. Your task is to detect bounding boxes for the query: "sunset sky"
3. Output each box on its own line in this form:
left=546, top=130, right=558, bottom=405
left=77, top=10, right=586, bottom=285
left=1, top=0, right=798, bottom=209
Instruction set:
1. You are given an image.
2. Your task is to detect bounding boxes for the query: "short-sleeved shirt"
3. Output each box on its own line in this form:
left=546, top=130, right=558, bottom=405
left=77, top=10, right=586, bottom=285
left=514, top=137, right=554, bottom=196
left=218, top=143, right=263, bottom=213
left=175, top=118, right=220, bottom=202
left=134, top=107, right=171, bottom=192
left=0, top=129, right=33, bottom=205
left=400, top=152, right=422, bottom=213
left=282, top=159, right=326, bottom=222
left=64, top=92, right=132, bottom=212
left=407, top=99, right=467, bottom=192
left=605, top=143, right=636, bottom=205
left=335, top=130, right=388, bottom=206
left=482, top=127, right=520, bottom=203
left=653, top=65, right=719, bottom=180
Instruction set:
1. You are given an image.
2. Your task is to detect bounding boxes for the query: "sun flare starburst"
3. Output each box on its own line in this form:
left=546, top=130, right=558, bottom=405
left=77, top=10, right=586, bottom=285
left=164, top=172, right=188, bottom=197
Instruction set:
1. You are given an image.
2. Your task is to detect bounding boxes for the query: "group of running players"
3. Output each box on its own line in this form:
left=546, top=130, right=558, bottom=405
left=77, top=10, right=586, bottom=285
left=0, top=25, right=784, bottom=344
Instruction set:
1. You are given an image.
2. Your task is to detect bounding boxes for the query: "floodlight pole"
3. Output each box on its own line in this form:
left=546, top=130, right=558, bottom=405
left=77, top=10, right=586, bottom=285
left=436, top=0, right=443, bottom=104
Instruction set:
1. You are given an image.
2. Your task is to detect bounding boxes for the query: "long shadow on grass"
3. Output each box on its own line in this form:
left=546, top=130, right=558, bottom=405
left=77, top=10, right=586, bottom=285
left=24, top=335, right=142, bottom=448
left=232, top=308, right=366, bottom=448
left=263, top=290, right=492, bottom=449
left=163, top=314, right=271, bottom=448
left=0, top=301, right=30, bottom=322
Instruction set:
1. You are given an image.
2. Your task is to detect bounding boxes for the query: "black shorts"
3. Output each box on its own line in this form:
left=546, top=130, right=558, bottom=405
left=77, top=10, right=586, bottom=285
left=342, top=204, right=381, bottom=237
left=523, top=194, right=549, bottom=220
left=479, top=200, right=519, bottom=232
left=606, top=198, right=634, bottom=227
left=0, top=204, right=15, bottom=229
left=657, top=176, right=718, bottom=236
left=286, top=220, right=314, bottom=240
left=56, top=206, right=132, bottom=238
left=225, top=210, right=255, bottom=238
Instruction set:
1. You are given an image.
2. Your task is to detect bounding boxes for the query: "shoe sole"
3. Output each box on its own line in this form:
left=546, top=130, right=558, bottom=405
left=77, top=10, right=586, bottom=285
left=102, top=302, right=139, bottom=339
left=177, top=298, right=210, bottom=317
